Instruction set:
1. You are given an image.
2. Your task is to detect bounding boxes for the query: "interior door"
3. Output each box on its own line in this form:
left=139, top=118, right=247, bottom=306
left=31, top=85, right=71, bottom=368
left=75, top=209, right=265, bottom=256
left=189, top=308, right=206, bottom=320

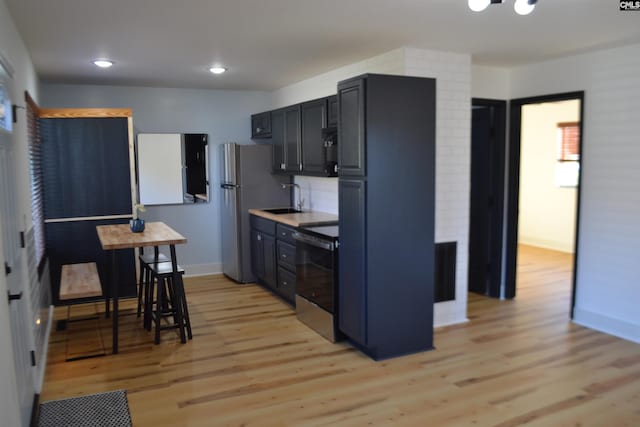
left=468, top=100, right=506, bottom=298
left=0, top=76, right=35, bottom=426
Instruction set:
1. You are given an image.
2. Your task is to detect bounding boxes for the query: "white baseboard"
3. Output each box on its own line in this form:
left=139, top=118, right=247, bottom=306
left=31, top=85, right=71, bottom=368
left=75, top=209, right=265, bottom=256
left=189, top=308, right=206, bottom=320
left=183, top=263, right=222, bottom=278
left=36, top=305, right=54, bottom=393
left=434, top=301, right=469, bottom=328
left=519, top=236, right=574, bottom=253
left=573, top=307, right=640, bottom=344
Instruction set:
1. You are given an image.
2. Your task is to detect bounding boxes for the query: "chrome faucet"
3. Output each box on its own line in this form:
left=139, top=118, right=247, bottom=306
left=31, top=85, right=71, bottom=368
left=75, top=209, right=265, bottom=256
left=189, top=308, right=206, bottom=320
left=281, top=183, right=304, bottom=211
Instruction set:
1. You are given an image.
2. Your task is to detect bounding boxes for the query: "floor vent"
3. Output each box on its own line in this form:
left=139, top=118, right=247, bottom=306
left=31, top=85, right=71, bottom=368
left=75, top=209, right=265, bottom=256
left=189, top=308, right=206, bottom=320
left=435, top=242, right=457, bottom=302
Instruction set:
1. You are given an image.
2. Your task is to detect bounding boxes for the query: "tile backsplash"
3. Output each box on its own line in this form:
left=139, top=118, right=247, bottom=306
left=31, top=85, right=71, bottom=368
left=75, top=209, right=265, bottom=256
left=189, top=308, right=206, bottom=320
left=294, top=176, right=338, bottom=214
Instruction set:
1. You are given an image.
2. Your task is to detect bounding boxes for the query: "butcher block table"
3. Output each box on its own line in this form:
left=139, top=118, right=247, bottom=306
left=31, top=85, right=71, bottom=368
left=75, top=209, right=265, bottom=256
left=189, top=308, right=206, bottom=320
left=96, top=221, right=187, bottom=354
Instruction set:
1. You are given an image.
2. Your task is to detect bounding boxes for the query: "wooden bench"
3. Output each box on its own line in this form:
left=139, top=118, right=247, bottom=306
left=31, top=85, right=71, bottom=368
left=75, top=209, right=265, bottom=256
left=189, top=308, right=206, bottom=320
left=60, top=262, right=103, bottom=301
left=59, top=262, right=106, bottom=361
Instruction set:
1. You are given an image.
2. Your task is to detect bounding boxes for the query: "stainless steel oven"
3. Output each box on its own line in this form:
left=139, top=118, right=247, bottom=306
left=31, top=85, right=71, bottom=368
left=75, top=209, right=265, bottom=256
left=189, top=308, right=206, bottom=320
left=293, top=225, right=341, bottom=342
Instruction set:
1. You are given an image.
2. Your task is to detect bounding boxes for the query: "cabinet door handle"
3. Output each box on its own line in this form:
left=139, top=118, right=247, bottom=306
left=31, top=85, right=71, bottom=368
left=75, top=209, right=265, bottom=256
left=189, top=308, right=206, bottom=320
left=283, top=281, right=288, bottom=286
left=256, top=127, right=262, bottom=133
left=257, top=235, right=262, bottom=241
left=281, top=163, right=285, bottom=170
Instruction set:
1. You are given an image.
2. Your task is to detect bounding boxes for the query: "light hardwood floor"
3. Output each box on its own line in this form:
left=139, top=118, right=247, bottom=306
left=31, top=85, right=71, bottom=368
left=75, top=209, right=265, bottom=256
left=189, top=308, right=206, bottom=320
left=41, top=245, right=640, bottom=426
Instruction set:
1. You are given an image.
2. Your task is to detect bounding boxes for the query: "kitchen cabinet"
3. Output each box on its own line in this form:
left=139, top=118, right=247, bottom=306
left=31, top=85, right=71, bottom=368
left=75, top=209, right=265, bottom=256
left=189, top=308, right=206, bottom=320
left=337, top=79, right=366, bottom=177
left=251, top=229, right=276, bottom=290
left=327, top=95, right=338, bottom=128
left=270, top=106, right=301, bottom=174
left=250, top=215, right=277, bottom=289
left=251, top=112, right=272, bottom=139
left=284, top=106, right=302, bottom=173
left=338, top=74, right=436, bottom=360
left=252, top=95, right=338, bottom=177
left=271, top=109, right=285, bottom=172
left=338, top=179, right=367, bottom=344
left=275, top=223, right=297, bottom=304
left=250, top=216, right=296, bottom=304
left=301, top=98, right=327, bottom=175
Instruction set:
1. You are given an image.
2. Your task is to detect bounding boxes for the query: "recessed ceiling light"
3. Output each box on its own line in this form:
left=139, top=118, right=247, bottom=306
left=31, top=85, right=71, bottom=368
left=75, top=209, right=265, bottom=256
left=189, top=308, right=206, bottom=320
left=93, top=59, right=114, bottom=68
left=209, top=66, right=227, bottom=75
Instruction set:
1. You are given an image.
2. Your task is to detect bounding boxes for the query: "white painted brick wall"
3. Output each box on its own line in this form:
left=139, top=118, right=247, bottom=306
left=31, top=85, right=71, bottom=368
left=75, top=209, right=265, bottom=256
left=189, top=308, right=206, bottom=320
left=404, top=48, right=471, bottom=327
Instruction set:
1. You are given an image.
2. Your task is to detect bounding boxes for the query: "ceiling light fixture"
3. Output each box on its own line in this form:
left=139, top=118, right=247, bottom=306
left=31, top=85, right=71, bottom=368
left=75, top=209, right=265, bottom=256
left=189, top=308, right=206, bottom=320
left=92, top=59, right=114, bottom=68
left=468, top=0, right=491, bottom=12
left=209, top=66, right=227, bottom=75
left=468, top=0, right=538, bottom=15
left=514, top=0, right=536, bottom=15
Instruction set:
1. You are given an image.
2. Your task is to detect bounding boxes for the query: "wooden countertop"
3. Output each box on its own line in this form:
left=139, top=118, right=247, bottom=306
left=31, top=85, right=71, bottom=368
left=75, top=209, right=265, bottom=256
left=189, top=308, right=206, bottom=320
left=96, top=221, right=187, bottom=250
left=249, top=209, right=338, bottom=228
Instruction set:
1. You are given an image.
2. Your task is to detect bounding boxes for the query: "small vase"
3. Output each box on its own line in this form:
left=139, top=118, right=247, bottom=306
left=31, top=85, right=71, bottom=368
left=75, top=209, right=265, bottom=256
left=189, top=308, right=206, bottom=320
left=130, top=219, right=145, bottom=233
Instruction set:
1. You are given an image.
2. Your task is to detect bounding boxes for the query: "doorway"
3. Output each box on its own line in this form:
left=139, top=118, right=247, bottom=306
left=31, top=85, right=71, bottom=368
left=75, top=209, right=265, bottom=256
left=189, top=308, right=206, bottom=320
left=0, top=62, right=36, bottom=426
left=468, top=98, right=506, bottom=298
left=505, top=92, right=584, bottom=316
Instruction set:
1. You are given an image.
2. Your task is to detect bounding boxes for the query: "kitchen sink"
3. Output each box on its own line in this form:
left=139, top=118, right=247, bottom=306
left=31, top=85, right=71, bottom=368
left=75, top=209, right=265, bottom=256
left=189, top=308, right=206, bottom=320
left=262, top=208, right=302, bottom=214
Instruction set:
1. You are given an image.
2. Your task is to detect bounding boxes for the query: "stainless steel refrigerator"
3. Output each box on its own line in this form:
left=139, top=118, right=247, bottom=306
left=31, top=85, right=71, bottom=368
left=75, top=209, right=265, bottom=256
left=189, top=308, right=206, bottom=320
left=220, top=143, right=290, bottom=282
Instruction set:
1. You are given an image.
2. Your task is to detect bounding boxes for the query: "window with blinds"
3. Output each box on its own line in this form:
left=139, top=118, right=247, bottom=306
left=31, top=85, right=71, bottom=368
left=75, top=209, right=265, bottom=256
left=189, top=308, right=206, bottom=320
left=557, top=122, right=580, bottom=161
left=26, top=92, right=45, bottom=272
left=555, top=121, right=581, bottom=187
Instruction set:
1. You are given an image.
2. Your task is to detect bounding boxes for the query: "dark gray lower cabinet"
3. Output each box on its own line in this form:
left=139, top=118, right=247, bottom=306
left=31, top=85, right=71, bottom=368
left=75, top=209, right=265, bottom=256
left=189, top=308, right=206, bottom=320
left=251, top=229, right=276, bottom=290
left=250, top=215, right=295, bottom=304
left=338, top=179, right=367, bottom=345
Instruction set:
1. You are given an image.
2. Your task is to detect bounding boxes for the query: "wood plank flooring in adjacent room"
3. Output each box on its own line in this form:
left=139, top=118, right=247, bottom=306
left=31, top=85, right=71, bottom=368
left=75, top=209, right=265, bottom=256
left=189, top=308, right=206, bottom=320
left=41, top=245, right=640, bottom=426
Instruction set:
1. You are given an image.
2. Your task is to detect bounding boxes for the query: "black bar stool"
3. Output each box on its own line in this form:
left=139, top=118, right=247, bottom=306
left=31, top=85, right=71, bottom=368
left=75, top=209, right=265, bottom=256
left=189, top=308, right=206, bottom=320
left=148, top=261, right=193, bottom=344
left=137, top=247, right=169, bottom=321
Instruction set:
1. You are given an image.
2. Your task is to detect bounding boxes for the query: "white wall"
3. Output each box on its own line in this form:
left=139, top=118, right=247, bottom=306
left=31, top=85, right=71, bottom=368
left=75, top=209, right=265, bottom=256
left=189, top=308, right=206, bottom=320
left=41, top=84, right=272, bottom=275
left=471, top=65, right=511, bottom=100
left=510, top=44, right=640, bottom=343
left=0, top=0, right=40, bottom=423
left=518, top=100, right=579, bottom=253
left=272, top=47, right=472, bottom=327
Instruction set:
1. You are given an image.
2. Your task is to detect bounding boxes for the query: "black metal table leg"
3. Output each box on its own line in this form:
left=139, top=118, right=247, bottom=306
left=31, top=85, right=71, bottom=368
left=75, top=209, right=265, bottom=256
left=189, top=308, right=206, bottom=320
left=111, top=249, right=119, bottom=354
left=170, top=244, right=187, bottom=344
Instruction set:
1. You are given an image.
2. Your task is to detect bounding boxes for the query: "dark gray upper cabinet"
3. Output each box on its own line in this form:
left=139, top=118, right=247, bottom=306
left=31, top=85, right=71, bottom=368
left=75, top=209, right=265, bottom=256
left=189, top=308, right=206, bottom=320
left=271, top=109, right=285, bottom=172
left=338, top=79, right=366, bottom=177
left=284, top=106, right=302, bottom=173
left=337, top=74, right=436, bottom=360
left=301, top=98, right=328, bottom=175
left=327, top=95, right=338, bottom=128
left=251, top=112, right=272, bottom=139
left=255, top=95, right=339, bottom=176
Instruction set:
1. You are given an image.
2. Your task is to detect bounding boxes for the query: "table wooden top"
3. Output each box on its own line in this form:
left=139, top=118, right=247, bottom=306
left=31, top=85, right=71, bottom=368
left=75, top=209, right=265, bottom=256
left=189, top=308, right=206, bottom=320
left=96, top=221, right=187, bottom=250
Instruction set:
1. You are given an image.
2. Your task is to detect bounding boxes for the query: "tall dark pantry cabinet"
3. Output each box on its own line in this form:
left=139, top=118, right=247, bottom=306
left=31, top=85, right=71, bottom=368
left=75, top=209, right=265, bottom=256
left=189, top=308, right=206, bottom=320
left=337, top=74, right=436, bottom=360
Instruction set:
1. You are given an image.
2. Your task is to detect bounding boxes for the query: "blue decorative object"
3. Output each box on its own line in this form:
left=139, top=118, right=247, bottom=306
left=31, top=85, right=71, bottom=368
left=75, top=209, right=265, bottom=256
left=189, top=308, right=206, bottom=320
left=130, top=219, right=145, bottom=233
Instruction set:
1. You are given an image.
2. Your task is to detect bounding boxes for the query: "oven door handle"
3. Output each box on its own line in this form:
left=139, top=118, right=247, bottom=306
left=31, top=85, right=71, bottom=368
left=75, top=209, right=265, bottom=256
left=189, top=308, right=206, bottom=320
left=292, top=232, right=334, bottom=251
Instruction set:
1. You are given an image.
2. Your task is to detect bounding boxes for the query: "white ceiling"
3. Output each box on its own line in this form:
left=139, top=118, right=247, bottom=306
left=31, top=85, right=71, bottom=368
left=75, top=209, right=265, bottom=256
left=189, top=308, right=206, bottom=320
left=6, top=0, right=640, bottom=91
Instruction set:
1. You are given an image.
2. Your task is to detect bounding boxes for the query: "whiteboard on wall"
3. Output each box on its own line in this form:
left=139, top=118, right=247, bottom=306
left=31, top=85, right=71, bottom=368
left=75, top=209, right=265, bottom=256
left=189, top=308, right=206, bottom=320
left=137, top=133, right=184, bottom=205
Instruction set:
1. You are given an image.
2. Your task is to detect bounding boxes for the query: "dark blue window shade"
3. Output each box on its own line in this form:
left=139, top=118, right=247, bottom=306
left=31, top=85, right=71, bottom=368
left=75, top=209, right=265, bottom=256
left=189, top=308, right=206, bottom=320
left=41, top=117, right=132, bottom=219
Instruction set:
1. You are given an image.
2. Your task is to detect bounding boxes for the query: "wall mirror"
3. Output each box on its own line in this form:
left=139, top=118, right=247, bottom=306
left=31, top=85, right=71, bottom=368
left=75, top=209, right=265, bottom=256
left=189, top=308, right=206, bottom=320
left=137, top=133, right=209, bottom=205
